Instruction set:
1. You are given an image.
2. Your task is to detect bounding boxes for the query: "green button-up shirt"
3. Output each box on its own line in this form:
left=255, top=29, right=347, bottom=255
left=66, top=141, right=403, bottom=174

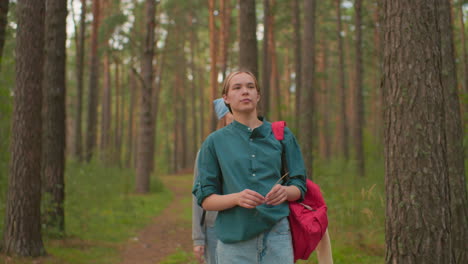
left=192, top=119, right=307, bottom=243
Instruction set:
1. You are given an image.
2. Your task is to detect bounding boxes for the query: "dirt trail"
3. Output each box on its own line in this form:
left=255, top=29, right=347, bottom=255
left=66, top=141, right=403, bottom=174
left=119, top=175, right=194, bottom=264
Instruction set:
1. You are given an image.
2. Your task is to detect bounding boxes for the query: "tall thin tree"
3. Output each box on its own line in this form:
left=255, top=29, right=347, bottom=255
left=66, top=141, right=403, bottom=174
left=2, top=0, right=46, bottom=256
left=239, top=0, right=258, bottom=77
left=299, top=0, right=316, bottom=178
left=353, top=0, right=365, bottom=177
left=73, top=0, right=86, bottom=161
left=261, top=0, right=270, bottom=117
left=42, top=0, right=67, bottom=234
left=438, top=1, right=468, bottom=262
left=208, top=0, right=218, bottom=132
left=292, top=0, right=301, bottom=131
left=382, top=1, right=452, bottom=262
left=85, top=0, right=101, bottom=162
left=335, top=0, right=348, bottom=160
left=135, top=0, right=157, bottom=193
left=100, top=54, right=112, bottom=162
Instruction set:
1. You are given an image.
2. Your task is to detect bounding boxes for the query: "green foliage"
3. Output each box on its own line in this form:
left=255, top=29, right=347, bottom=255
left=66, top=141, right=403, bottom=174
left=303, top=157, right=386, bottom=264
left=1, top=161, right=171, bottom=263
left=62, top=160, right=169, bottom=242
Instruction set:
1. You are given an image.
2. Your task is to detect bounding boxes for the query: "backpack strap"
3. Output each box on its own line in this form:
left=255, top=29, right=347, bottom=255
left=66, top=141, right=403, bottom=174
left=272, top=121, right=286, bottom=140
left=272, top=121, right=289, bottom=179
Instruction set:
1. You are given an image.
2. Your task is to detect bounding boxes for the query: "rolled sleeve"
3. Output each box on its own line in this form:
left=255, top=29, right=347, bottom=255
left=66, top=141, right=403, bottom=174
left=192, top=137, right=222, bottom=206
left=283, top=127, right=307, bottom=200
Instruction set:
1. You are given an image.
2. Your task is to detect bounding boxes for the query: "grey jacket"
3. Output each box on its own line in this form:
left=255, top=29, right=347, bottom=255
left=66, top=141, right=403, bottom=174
left=192, top=151, right=218, bottom=246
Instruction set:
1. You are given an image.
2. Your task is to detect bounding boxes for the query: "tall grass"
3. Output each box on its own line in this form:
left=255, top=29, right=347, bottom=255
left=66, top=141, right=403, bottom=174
left=296, top=157, right=386, bottom=264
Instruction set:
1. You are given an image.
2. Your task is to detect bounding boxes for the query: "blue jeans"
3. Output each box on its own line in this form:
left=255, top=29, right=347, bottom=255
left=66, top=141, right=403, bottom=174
left=216, top=217, right=293, bottom=264
left=205, top=226, right=218, bottom=264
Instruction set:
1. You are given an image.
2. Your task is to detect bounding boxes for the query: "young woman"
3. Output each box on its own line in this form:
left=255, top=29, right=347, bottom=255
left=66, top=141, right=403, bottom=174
left=192, top=98, right=233, bottom=264
left=192, top=71, right=307, bottom=264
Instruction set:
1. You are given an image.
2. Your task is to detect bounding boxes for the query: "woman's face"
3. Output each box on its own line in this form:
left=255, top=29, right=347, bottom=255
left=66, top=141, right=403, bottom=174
left=223, top=73, right=260, bottom=114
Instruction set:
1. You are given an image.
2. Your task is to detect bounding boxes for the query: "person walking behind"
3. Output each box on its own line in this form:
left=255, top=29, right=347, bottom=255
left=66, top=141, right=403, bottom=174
left=192, top=98, right=233, bottom=264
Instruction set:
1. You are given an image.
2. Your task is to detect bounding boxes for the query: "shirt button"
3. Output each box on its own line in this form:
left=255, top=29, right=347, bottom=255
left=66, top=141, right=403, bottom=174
left=250, top=138, right=253, bottom=141
left=252, top=173, right=256, bottom=177
left=251, top=154, right=255, bottom=158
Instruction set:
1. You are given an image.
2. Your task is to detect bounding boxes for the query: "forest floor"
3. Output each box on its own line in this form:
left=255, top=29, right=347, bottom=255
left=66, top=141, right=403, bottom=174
left=119, top=174, right=195, bottom=264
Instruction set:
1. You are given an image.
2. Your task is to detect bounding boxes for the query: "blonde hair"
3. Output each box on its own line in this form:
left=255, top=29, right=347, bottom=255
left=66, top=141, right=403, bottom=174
left=221, top=71, right=260, bottom=96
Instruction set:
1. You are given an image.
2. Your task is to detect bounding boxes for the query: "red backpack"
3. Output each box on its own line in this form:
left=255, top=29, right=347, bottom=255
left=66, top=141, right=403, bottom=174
left=272, top=121, right=329, bottom=262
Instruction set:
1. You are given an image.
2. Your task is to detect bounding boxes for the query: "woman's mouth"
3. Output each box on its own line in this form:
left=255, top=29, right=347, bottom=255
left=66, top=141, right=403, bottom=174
left=241, top=99, right=251, bottom=103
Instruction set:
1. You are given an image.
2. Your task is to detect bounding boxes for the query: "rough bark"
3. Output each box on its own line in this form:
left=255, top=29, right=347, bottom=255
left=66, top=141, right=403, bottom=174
left=438, top=1, right=468, bottom=262
left=2, top=0, right=46, bottom=256
left=42, top=0, right=67, bottom=234
left=382, top=1, right=452, bottom=263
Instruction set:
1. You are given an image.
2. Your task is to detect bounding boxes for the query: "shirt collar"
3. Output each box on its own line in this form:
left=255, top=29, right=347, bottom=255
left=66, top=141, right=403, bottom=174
left=230, top=117, right=271, bottom=138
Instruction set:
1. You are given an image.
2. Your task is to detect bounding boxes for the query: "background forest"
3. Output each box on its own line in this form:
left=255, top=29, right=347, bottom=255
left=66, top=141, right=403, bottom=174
left=0, top=0, right=467, bottom=263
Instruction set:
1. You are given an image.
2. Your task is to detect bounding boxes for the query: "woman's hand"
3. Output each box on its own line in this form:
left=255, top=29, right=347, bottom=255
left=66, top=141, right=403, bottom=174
left=236, top=189, right=265, bottom=208
left=265, top=184, right=288, bottom=205
left=193, top=245, right=205, bottom=263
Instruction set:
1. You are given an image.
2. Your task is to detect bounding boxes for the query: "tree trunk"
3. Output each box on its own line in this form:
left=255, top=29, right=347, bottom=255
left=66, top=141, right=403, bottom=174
left=438, top=1, right=468, bottom=262
left=2, top=0, right=46, bottom=256
left=219, top=0, right=232, bottom=79
left=353, top=0, right=365, bottom=177
left=100, top=54, right=111, bottom=162
left=261, top=0, right=270, bottom=117
left=382, top=1, right=452, bottom=263
left=73, top=0, right=86, bottom=161
left=114, top=59, right=121, bottom=166
left=135, top=0, right=156, bottom=193
left=239, top=0, right=258, bottom=78
left=179, top=35, right=189, bottom=168
left=370, top=1, right=382, bottom=146
left=317, top=39, right=330, bottom=161
left=208, top=0, right=218, bottom=132
left=0, top=0, right=9, bottom=69
left=189, top=15, right=199, bottom=154
left=292, top=0, right=301, bottom=132
left=299, top=0, right=316, bottom=178
left=268, top=0, right=280, bottom=121
left=85, top=0, right=101, bottom=162
left=42, top=0, right=67, bottom=234
left=335, top=0, right=348, bottom=160
left=125, top=71, right=136, bottom=168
